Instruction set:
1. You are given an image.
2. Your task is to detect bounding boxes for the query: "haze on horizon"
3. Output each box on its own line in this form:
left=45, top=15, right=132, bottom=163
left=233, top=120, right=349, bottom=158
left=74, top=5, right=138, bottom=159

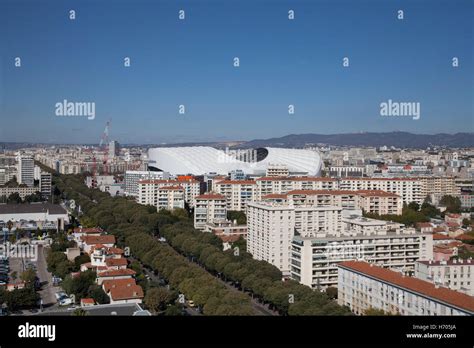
left=1, top=0, right=473, bottom=144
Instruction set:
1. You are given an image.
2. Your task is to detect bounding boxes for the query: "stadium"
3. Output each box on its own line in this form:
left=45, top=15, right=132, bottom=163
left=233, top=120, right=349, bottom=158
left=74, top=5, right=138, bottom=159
left=147, top=147, right=322, bottom=176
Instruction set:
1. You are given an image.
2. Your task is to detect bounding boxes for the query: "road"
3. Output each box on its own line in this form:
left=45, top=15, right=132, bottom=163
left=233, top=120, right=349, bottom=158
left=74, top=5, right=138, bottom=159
left=36, top=245, right=60, bottom=311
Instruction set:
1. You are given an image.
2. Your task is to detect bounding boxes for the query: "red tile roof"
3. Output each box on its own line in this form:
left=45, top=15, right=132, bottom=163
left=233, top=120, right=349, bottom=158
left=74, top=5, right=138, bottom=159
left=432, top=233, right=452, bottom=240
left=105, top=258, right=128, bottom=267
left=109, top=284, right=144, bottom=301
left=82, top=235, right=116, bottom=245
left=102, top=278, right=137, bottom=293
left=339, top=261, right=474, bottom=313
left=97, top=268, right=136, bottom=278
left=81, top=298, right=95, bottom=304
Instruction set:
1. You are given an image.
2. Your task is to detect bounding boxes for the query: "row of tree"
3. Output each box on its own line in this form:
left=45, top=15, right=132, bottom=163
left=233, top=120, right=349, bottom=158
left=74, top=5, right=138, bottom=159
left=53, top=174, right=351, bottom=315
left=53, top=174, right=256, bottom=315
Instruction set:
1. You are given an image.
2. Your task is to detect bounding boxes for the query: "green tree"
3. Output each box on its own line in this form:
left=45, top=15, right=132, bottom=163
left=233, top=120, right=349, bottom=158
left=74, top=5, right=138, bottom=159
left=144, top=287, right=174, bottom=312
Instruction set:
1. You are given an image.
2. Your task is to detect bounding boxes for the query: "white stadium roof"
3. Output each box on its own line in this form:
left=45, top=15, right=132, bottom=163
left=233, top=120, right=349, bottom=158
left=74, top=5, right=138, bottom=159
left=147, top=146, right=322, bottom=176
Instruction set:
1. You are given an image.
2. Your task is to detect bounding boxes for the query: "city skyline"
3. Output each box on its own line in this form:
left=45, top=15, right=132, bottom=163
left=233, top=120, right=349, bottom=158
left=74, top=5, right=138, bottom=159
left=1, top=0, right=473, bottom=144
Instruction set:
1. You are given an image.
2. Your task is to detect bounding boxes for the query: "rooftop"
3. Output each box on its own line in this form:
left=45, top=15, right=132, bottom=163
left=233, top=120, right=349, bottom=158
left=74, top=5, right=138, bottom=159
left=339, top=261, right=474, bottom=314
left=0, top=203, right=67, bottom=215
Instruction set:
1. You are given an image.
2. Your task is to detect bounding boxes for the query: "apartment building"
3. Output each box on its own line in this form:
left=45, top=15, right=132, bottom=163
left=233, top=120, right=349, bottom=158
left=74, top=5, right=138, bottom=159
left=17, top=155, right=34, bottom=187
left=39, top=172, right=52, bottom=197
left=137, top=178, right=199, bottom=207
left=255, top=176, right=339, bottom=200
left=415, top=259, right=474, bottom=296
left=0, top=186, right=37, bottom=199
left=194, top=193, right=227, bottom=230
left=266, top=164, right=289, bottom=177
left=338, top=261, right=474, bottom=315
left=263, top=189, right=403, bottom=215
left=291, top=222, right=433, bottom=289
left=214, top=180, right=257, bottom=211
left=246, top=201, right=343, bottom=275
left=419, top=176, right=460, bottom=198
left=157, top=186, right=185, bottom=211
left=339, top=178, right=423, bottom=204
left=124, top=170, right=168, bottom=197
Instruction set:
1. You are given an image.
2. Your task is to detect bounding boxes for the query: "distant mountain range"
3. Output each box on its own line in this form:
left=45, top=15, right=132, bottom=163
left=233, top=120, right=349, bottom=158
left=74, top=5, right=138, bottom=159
left=239, top=132, right=474, bottom=149
left=1, top=132, right=473, bottom=149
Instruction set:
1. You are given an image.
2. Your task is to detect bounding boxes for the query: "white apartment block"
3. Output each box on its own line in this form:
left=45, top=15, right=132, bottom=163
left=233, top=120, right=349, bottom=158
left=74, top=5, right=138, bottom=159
left=263, top=189, right=402, bottom=216
left=255, top=177, right=339, bottom=200
left=124, top=170, right=168, bottom=197
left=339, top=178, right=423, bottom=204
left=157, top=186, right=185, bottom=211
left=338, top=261, right=474, bottom=316
left=415, top=259, right=474, bottom=296
left=266, top=164, right=289, bottom=177
left=246, top=201, right=343, bottom=275
left=17, top=155, right=34, bottom=187
left=40, top=172, right=52, bottom=197
left=418, top=176, right=460, bottom=198
left=194, top=193, right=227, bottom=230
left=291, top=223, right=433, bottom=289
left=215, top=180, right=257, bottom=211
left=137, top=179, right=200, bottom=207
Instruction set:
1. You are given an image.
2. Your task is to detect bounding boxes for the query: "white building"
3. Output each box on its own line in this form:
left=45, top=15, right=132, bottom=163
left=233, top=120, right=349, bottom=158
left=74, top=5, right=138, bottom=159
left=40, top=172, right=52, bottom=197
left=415, top=259, right=474, bottom=296
left=157, top=186, right=185, bottom=211
left=123, top=170, right=168, bottom=197
left=194, top=193, right=227, bottom=230
left=338, top=261, right=474, bottom=315
left=215, top=180, right=257, bottom=211
left=137, top=178, right=200, bottom=207
left=147, top=146, right=323, bottom=176
left=246, top=201, right=343, bottom=275
left=339, top=178, right=423, bottom=204
left=17, top=155, right=34, bottom=187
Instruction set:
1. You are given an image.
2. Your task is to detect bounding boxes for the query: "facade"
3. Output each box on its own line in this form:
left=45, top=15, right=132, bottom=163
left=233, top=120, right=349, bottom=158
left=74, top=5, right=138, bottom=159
left=339, top=178, right=423, bottom=204
left=255, top=177, right=339, bottom=200
left=215, top=180, right=257, bottom=211
left=17, top=155, right=34, bottom=187
left=246, top=201, right=344, bottom=275
left=419, top=176, right=460, bottom=198
left=0, top=186, right=37, bottom=199
left=263, top=189, right=402, bottom=216
left=291, top=226, right=433, bottom=289
left=194, top=193, right=227, bottom=230
left=0, top=203, right=68, bottom=229
left=338, top=261, right=474, bottom=316
left=415, top=259, right=474, bottom=296
left=123, top=170, right=168, bottom=197
left=157, top=186, right=185, bottom=211
left=39, top=172, right=52, bottom=197
left=137, top=178, right=200, bottom=208
left=266, top=164, right=289, bottom=177
left=147, top=146, right=323, bottom=176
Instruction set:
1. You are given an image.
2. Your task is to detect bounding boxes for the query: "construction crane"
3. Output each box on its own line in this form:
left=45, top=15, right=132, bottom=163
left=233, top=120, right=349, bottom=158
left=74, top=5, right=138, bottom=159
left=99, top=120, right=111, bottom=175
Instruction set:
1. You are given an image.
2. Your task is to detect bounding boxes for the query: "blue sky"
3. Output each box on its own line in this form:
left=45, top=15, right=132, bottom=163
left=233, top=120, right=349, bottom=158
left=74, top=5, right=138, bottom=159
left=0, top=0, right=473, bottom=144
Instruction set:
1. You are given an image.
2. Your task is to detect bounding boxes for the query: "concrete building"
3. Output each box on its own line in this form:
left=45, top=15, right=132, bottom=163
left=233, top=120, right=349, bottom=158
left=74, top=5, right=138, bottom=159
left=137, top=178, right=200, bottom=208
left=17, top=156, right=34, bottom=187
left=157, top=186, right=185, bottom=211
left=246, top=201, right=343, bottom=275
left=40, top=172, right=52, bottom=197
left=266, top=164, right=289, bottom=177
left=415, top=259, right=474, bottom=296
left=291, top=224, right=433, bottom=289
left=194, top=193, right=227, bottom=230
left=123, top=170, right=168, bottom=197
left=338, top=261, right=474, bottom=316
left=339, top=178, right=423, bottom=204
left=215, top=180, right=257, bottom=211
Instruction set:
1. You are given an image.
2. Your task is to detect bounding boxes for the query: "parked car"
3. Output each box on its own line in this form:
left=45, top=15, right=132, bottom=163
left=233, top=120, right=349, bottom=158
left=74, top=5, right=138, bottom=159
left=59, top=297, right=73, bottom=306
